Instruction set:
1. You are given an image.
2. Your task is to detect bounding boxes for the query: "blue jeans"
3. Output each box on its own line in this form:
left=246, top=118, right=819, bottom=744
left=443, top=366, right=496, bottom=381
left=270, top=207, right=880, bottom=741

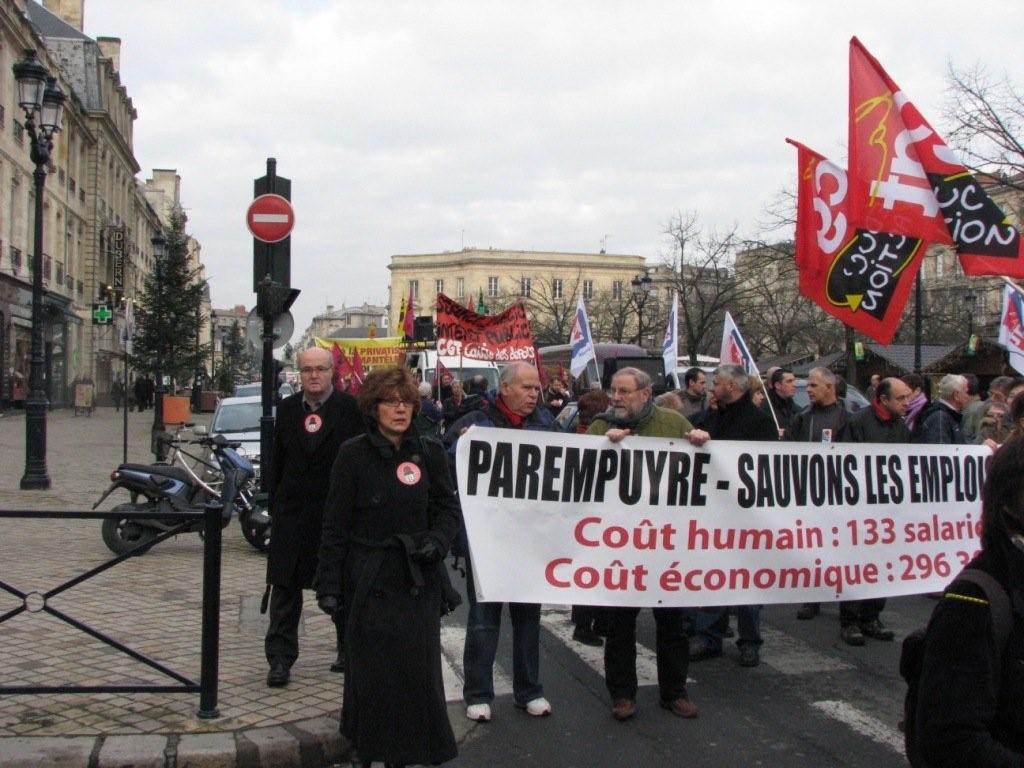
left=462, top=562, right=543, bottom=706
left=687, top=605, right=762, bottom=650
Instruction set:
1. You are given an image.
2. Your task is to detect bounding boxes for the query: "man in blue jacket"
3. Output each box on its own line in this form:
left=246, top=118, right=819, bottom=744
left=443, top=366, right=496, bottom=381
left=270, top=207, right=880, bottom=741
left=446, top=361, right=555, bottom=724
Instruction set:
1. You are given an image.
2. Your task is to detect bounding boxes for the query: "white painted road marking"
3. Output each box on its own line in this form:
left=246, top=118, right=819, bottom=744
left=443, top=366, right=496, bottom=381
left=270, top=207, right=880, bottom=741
left=811, top=700, right=904, bottom=754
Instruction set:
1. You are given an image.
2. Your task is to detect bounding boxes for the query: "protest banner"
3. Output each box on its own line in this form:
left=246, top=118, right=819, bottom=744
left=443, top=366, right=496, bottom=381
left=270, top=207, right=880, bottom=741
left=456, top=428, right=989, bottom=607
left=314, top=336, right=406, bottom=367
left=435, top=293, right=536, bottom=362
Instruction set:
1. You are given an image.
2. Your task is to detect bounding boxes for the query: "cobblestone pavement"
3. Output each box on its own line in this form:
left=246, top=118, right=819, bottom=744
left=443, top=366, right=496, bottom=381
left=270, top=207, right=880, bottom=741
left=0, top=406, right=406, bottom=766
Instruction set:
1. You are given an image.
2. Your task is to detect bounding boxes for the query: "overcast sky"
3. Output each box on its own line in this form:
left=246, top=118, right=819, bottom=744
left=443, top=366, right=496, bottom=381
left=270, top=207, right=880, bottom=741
left=79, top=0, right=1019, bottom=335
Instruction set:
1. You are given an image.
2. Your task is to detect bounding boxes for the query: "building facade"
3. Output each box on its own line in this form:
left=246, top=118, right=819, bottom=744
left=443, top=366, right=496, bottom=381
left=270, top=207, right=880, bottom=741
left=0, top=0, right=205, bottom=406
left=387, top=248, right=648, bottom=346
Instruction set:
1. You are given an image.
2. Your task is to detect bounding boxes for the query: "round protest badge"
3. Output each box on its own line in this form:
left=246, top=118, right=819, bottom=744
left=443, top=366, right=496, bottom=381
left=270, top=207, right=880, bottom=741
left=396, top=461, right=422, bottom=486
left=304, top=413, right=323, bottom=434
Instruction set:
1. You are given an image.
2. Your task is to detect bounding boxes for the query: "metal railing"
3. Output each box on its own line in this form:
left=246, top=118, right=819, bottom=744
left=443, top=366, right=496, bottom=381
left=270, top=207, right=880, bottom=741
left=0, top=503, right=224, bottom=719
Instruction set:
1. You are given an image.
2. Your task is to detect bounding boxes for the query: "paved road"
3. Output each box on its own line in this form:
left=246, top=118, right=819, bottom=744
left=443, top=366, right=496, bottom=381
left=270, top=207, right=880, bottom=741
left=1, top=406, right=923, bottom=767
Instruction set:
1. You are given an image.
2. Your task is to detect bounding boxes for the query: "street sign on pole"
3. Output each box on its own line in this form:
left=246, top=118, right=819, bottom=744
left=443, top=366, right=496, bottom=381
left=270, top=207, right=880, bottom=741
left=246, top=193, right=294, bottom=243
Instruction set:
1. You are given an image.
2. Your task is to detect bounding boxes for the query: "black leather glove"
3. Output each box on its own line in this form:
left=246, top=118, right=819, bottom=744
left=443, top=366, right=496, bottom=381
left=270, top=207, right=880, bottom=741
left=317, top=594, right=340, bottom=617
left=411, top=539, right=443, bottom=564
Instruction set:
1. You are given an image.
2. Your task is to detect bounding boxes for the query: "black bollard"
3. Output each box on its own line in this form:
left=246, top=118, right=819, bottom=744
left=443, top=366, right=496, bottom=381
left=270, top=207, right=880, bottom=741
left=197, top=500, right=223, bottom=719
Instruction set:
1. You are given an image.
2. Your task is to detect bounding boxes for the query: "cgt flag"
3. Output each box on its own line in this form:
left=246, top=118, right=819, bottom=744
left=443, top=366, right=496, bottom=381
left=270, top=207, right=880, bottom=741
left=569, top=297, right=597, bottom=378
left=719, top=311, right=758, bottom=376
left=788, top=138, right=925, bottom=345
left=848, top=36, right=1023, bottom=277
left=999, top=285, right=1024, bottom=375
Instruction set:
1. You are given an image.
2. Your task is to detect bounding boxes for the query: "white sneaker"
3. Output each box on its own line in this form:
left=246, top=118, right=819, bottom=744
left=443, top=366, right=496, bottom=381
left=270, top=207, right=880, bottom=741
left=524, top=697, right=552, bottom=717
left=466, top=703, right=491, bottom=722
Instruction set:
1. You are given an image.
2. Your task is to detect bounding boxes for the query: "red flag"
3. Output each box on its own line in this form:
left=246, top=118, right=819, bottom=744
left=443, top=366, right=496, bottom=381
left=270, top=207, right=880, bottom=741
left=848, top=37, right=1023, bottom=276
left=433, top=356, right=450, bottom=384
left=466, top=293, right=474, bottom=310
left=534, top=345, right=550, bottom=388
left=351, top=348, right=365, bottom=384
left=403, top=284, right=415, bottom=339
left=330, top=344, right=345, bottom=391
left=788, top=138, right=926, bottom=345
left=334, top=346, right=356, bottom=392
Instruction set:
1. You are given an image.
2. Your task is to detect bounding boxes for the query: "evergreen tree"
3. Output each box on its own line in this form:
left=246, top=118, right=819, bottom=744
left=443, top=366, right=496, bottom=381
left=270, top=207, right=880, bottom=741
left=133, top=209, right=208, bottom=388
left=215, top=320, right=250, bottom=391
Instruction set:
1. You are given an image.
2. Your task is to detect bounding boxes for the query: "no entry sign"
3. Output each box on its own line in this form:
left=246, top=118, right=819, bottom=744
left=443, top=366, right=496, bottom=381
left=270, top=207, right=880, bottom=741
left=247, top=194, right=294, bottom=243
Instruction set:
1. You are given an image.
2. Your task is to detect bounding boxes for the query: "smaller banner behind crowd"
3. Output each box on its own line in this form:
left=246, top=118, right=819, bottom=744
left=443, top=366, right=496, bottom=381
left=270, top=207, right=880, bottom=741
left=456, top=428, right=989, bottom=608
left=314, top=337, right=406, bottom=367
left=435, top=293, right=536, bottom=362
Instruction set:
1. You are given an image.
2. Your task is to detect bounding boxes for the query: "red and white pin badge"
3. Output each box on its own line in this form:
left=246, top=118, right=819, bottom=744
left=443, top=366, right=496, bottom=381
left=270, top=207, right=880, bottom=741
left=396, top=461, right=422, bottom=485
left=304, top=413, right=323, bottom=434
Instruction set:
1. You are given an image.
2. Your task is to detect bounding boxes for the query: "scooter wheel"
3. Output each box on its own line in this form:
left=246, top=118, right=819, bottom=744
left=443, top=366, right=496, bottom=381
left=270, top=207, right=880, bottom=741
left=101, top=504, right=158, bottom=555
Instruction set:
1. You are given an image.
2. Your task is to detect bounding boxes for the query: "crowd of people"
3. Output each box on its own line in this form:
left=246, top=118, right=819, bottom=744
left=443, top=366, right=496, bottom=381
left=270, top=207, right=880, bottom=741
left=259, top=350, right=1024, bottom=766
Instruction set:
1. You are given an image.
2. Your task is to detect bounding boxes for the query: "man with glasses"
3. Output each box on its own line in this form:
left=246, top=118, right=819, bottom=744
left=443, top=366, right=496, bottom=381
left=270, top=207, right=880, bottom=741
left=588, top=367, right=709, bottom=722
left=446, top=361, right=556, bottom=723
left=264, top=346, right=364, bottom=687
left=838, top=376, right=912, bottom=645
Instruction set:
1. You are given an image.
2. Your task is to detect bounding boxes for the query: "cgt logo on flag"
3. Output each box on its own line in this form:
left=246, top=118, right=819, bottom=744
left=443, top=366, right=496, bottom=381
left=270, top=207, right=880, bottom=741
left=1001, top=289, right=1024, bottom=354
left=569, top=297, right=597, bottom=379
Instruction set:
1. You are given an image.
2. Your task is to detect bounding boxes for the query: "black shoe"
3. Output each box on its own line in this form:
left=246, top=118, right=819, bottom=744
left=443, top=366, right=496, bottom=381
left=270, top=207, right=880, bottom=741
left=840, top=625, right=866, bottom=647
left=860, top=619, right=895, bottom=641
left=330, top=652, right=346, bottom=673
left=796, top=603, right=820, bottom=620
left=689, top=637, right=723, bottom=661
left=267, top=662, right=290, bottom=687
left=738, top=644, right=760, bottom=667
left=572, top=626, right=604, bottom=647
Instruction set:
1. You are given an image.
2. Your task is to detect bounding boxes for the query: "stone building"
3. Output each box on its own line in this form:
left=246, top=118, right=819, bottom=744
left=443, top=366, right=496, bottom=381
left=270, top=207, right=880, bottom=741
left=0, top=0, right=204, bottom=405
left=387, top=247, right=649, bottom=346
left=296, top=302, right=389, bottom=349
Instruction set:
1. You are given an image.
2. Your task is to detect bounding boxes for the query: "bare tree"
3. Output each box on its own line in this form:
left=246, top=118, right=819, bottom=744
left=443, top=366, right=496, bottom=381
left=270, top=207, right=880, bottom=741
left=660, top=211, right=750, bottom=364
left=588, top=289, right=636, bottom=344
left=520, top=273, right=583, bottom=346
left=944, top=63, right=1024, bottom=192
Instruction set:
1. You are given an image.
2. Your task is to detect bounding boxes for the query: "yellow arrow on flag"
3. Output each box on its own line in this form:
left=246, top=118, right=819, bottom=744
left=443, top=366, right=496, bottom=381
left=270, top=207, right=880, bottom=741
left=846, top=294, right=864, bottom=312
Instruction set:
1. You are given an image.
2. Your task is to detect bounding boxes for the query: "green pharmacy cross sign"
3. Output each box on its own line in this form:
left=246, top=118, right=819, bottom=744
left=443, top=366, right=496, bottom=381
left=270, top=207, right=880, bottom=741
left=92, top=303, right=113, bottom=325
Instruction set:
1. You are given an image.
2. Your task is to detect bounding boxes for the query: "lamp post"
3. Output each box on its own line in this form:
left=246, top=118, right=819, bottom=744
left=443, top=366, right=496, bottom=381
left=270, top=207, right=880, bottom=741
left=631, top=272, right=653, bottom=347
left=209, top=310, right=218, bottom=382
left=150, top=233, right=167, bottom=461
left=964, top=290, right=978, bottom=339
left=14, top=50, right=65, bottom=490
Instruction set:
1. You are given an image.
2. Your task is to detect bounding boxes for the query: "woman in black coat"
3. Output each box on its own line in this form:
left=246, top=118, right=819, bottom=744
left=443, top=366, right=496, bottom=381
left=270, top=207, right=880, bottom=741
left=316, top=366, right=461, bottom=768
left=915, top=436, right=1024, bottom=765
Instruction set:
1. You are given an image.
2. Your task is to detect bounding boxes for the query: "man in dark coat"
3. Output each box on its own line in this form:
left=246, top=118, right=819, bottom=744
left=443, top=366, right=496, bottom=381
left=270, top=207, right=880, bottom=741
left=264, top=346, right=364, bottom=687
left=762, top=367, right=798, bottom=437
left=133, top=375, right=147, bottom=412
left=912, top=373, right=969, bottom=445
left=839, top=376, right=911, bottom=645
left=689, top=364, right=778, bottom=668
left=788, top=366, right=848, bottom=622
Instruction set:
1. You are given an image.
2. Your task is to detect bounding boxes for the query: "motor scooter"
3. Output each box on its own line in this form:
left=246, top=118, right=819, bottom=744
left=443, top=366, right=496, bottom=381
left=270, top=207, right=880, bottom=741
left=93, top=434, right=255, bottom=555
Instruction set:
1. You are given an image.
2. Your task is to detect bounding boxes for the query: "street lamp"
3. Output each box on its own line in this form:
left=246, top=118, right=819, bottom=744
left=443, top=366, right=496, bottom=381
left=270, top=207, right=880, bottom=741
left=209, top=310, right=218, bottom=381
left=964, top=290, right=978, bottom=339
left=14, top=49, right=65, bottom=490
left=631, top=273, right=653, bottom=347
left=150, top=233, right=167, bottom=460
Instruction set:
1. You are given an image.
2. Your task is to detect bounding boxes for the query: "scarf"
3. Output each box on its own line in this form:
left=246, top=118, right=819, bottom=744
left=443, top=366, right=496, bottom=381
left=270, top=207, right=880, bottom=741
left=494, top=395, right=526, bottom=427
left=905, top=392, right=928, bottom=431
left=600, top=399, right=654, bottom=429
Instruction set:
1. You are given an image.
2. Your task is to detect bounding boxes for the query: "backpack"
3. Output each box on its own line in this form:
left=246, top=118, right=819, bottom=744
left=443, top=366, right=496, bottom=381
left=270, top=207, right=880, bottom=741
left=899, top=569, right=1014, bottom=767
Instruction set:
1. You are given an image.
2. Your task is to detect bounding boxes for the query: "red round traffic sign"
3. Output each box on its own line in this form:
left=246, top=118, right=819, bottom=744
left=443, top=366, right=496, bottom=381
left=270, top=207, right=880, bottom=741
left=246, top=194, right=294, bottom=243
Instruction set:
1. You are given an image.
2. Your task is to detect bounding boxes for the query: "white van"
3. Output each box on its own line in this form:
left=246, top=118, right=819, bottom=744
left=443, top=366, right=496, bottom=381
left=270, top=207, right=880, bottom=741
left=405, top=349, right=500, bottom=391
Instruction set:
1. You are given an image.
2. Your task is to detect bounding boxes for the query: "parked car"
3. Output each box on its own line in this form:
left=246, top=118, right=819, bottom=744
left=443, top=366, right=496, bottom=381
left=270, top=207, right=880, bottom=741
left=234, top=382, right=262, bottom=397
left=208, top=395, right=266, bottom=462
